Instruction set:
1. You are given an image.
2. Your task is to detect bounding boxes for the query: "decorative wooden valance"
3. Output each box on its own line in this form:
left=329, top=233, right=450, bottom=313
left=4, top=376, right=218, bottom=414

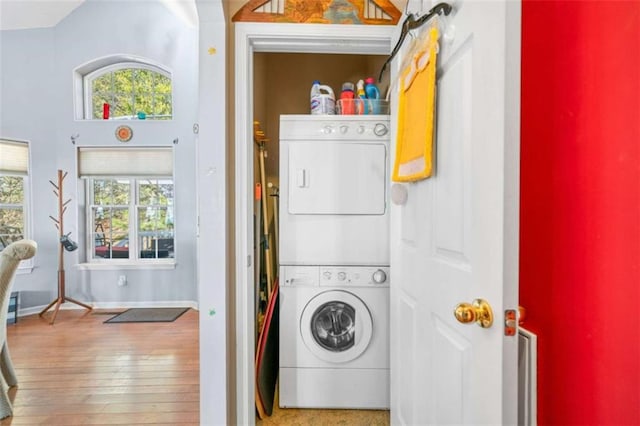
left=232, top=0, right=401, bottom=25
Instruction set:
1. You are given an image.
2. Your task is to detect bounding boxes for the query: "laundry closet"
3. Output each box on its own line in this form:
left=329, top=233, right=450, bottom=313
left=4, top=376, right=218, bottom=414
left=231, top=0, right=527, bottom=424
left=251, top=51, right=392, bottom=422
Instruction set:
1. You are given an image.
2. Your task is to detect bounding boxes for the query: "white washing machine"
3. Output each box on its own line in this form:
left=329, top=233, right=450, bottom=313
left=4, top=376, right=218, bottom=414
left=279, top=265, right=389, bottom=409
left=278, top=115, right=391, bottom=409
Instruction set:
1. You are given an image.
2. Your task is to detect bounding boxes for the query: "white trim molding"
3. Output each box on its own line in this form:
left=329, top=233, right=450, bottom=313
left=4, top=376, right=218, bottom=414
left=18, top=300, right=198, bottom=318
left=195, top=1, right=227, bottom=425
left=234, top=21, right=393, bottom=426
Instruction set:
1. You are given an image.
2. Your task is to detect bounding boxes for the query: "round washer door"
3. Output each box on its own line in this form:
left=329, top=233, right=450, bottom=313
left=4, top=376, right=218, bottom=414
left=300, top=290, right=373, bottom=364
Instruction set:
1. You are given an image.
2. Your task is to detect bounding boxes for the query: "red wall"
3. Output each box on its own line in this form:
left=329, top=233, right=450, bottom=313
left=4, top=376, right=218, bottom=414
left=520, top=1, right=640, bottom=424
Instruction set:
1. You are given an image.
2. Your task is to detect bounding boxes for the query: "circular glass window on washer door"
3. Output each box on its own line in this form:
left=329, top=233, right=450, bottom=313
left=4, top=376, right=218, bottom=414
left=300, top=290, right=373, bottom=364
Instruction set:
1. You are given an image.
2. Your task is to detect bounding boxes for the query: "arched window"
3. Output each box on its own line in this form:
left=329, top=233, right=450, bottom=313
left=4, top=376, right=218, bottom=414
left=83, top=62, right=172, bottom=120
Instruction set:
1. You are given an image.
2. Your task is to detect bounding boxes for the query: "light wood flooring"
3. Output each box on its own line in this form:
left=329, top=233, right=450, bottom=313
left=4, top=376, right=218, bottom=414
left=0, top=309, right=199, bottom=425
left=0, top=308, right=389, bottom=425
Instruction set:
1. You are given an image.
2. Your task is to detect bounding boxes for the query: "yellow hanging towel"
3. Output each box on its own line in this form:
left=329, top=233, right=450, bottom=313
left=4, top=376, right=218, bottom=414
left=392, top=26, right=439, bottom=182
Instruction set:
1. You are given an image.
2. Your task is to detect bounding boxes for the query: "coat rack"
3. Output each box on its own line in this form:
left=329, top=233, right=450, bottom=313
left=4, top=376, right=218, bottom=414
left=39, top=170, right=92, bottom=324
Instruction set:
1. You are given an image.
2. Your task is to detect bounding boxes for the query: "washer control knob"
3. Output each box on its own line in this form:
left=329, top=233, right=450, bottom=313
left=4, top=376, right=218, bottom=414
left=373, top=123, right=388, bottom=136
left=372, top=269, right=387, bottom=284
left=322, top=125, right=334, bottom=134
left=323, top=271, right=332, bottom=280
left=357, top=125, right=365, bottom=134
left=337, top=272, right=347, bottom=281
left=340, top=125, right=349, bottom=134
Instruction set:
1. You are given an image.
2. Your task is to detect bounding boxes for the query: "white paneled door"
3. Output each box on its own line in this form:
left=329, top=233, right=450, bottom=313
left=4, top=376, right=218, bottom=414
left=389, top=0, right=521, bottom=424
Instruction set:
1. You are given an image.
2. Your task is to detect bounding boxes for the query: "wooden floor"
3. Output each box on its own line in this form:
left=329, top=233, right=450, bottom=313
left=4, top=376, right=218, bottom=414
left=0, top=308, right=389, bottom=425
left=0, top=309, right=199, bottom=425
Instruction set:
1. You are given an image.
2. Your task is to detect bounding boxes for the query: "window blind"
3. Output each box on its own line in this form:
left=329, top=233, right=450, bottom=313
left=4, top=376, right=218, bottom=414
left=78, top=147, right=173, bottom=177
left=0, top=139, right=29, bottom=175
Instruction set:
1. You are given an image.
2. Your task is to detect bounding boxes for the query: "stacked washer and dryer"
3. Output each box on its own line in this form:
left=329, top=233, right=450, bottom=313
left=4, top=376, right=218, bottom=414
left=279, top=114, right=391, bottom=409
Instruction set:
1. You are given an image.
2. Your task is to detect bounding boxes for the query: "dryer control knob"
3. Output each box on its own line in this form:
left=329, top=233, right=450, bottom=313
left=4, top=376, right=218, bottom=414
left=372, top=269, right=387, bottom=284
left=357, top=126, right=365, bottom=134
left=322, top=125, right=334, bottom=134
left=373, top=123, right=388, bottom=136
left=323, top=271, right=332, bottom=280
left=340, top=125, right=349, bottom=134
left=337, top=272, right=347, bottom=281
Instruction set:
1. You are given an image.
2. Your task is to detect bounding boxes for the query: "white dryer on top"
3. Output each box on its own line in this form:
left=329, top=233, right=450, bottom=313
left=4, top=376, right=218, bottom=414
left=279, top=115, right=390, bottom=266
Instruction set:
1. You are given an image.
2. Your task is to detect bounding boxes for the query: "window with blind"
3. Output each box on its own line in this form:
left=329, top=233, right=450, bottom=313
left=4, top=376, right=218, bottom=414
left=78, top=147, right=175, bottom=262
left=0, top=139, right=30, bottom=253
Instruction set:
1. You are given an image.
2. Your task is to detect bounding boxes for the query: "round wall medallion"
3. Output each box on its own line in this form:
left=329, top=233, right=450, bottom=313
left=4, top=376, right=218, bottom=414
left=115, top=125, right=133, bottom=142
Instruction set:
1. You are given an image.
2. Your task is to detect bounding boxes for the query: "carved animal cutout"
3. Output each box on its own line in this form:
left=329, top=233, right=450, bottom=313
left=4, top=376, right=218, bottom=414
left=232, top=0, right=401, bottom=25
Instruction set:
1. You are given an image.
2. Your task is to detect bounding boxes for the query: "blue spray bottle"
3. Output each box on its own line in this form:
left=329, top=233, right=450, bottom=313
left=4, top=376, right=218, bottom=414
left=364, top=77, right=381, bottom=114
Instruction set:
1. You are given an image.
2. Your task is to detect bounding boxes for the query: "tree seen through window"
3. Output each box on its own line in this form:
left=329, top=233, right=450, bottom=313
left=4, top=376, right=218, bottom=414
left=90, top=66, right=172, bottom=120
left=0, top=176, right=25, bottom=250
left=91, top=178, right=174, bottom=260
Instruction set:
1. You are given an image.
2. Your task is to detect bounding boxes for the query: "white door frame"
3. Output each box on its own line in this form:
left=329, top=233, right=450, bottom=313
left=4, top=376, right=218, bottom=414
left=195, top=1, right=227, bottom=425
left=234, top=22, right=395, bottom=425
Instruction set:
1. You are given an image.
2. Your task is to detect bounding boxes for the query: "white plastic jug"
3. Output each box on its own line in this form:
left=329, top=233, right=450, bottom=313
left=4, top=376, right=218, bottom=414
left=310, top=81, right=335, bottom=115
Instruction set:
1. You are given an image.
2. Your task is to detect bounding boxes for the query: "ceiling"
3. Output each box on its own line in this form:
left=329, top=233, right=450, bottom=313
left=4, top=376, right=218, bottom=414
left=0, top=0, right=198, bottom=31
left=0, top=0, right=85, bottom=31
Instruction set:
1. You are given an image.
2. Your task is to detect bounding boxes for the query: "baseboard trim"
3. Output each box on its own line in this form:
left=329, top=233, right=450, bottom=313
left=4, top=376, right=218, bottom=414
left=18, top=300, right=199, bottom=318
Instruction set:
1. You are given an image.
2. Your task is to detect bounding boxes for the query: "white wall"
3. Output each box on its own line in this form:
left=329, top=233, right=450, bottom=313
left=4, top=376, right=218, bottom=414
left=0, top=28, right=61, bottom=307
left=0, top=0, right=200, bottom=308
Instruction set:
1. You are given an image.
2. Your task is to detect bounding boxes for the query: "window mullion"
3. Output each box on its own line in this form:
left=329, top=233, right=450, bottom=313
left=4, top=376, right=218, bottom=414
left=131, top=71, right=136, bottom=117
left=86, top=181, right=94, bottom=260
left=151, top=73, right=156, bottom=119
left=109, top=72, right=115, bottom=114
left=22, top=176, right=29, bottom=257
left=130, top=180, right=138, bottom=260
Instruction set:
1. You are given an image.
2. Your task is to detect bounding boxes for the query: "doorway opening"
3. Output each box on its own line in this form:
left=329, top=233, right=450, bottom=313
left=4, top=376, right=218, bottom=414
left=253, top=51, right=389, bottom=424
left=234, top=23, right=395, bottom=425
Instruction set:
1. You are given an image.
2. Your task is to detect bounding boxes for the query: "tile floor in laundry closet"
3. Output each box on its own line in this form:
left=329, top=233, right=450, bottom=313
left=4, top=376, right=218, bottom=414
left=257, top=389, right=390, bottom=426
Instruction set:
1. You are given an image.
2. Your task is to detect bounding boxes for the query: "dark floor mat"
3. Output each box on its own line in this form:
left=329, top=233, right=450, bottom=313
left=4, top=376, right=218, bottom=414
left=104, top=307, right=189, bottom=323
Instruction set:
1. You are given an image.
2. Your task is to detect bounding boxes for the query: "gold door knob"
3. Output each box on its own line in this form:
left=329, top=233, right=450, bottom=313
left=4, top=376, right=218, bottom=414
left=454, top=299, right=494, bottom=328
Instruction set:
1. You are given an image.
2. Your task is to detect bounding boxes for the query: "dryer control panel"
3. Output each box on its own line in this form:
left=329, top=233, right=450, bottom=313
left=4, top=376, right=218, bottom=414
left=280, top=115, right=390, bottom=140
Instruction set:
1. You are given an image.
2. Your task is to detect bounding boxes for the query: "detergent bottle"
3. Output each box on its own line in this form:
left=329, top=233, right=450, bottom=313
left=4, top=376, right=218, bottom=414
left=356, top=79, right=366, bottom=115
left=339, top=82, right=355, bottom=115
left=364, top=77, right=381, bottom=114
left=310, top=80, right=335, bottom=115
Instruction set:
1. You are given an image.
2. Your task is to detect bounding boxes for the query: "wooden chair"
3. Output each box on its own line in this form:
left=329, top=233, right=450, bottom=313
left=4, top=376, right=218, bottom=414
left=0, top=240, right=37, bottom=419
